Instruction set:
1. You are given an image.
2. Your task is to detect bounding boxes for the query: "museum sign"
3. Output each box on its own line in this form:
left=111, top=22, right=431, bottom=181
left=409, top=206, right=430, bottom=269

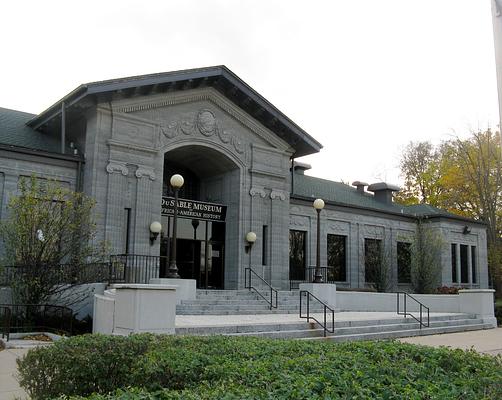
left=161, top=197, right=227, bottom=222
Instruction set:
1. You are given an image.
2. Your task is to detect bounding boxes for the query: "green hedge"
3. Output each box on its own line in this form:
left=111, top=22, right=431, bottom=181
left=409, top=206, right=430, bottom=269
left=18, top=334, right=502, bottom=400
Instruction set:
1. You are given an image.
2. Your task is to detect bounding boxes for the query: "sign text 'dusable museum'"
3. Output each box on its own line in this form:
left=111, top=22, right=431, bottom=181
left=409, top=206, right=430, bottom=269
left=161, top=197, right=227, bottom=222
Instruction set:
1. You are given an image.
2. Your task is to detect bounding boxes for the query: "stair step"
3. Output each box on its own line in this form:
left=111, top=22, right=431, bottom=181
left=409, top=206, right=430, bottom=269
left=320, top=323, right=494, bottom=342
left=177, top=320, right=491, bottom=340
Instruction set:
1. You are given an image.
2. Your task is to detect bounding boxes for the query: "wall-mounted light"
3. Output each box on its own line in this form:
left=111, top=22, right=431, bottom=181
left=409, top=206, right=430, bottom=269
left=149, top=221, right=162, bottom=245
left=463, top=226, right=471, bottom=235
left=245, top=231, right=257, bottom=254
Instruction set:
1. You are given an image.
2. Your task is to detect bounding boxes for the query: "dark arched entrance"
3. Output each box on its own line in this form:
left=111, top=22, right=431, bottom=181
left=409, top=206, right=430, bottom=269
left=160, top=145, right=240, bottom=289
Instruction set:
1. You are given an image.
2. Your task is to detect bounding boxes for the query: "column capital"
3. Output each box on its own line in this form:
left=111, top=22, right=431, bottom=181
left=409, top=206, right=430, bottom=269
left=135, top=166, right=156, bottom=181
left=250, top=186, right=266, bottom=198
left=270, top=189, right=286, bottom=201
left=106, top=161, right=129, bottom=176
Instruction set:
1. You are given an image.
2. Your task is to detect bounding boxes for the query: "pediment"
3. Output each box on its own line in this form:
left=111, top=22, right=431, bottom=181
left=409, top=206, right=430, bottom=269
left=109, top=87, right=294, bottom=154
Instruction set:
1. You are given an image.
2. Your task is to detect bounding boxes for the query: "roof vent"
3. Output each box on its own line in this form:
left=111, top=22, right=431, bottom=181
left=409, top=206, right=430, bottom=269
left=292, top=161, right=312, bottom=175
left=367, top=182, right=400, bottom=204
left=352, top=181, right=369, bottom=193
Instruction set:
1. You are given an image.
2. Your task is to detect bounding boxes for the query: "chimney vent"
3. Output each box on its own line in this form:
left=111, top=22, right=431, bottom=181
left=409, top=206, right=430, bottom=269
left=352, top=181, right=369, bottom=193
left=292, top=161, right=312, bottom=175
left=367, top=182, right=400, bottom=204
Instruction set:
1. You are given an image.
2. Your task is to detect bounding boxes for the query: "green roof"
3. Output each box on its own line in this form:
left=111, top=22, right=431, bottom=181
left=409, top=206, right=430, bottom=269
left=0, top=107, right=65, bottom=154
left=292, top=173, right=479, bottom=222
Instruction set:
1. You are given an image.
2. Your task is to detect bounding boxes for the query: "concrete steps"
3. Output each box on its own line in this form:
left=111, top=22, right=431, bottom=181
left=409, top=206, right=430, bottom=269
left=176, top=313, right=493, bottom=341
left=175, top=290, right=493, bottom=341
left=177, top=289, right=322, bottom=315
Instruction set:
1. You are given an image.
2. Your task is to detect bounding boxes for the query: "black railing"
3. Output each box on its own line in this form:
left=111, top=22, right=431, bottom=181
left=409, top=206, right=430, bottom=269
left=0, top=306, right=11, bottom=341
left=109, top=255, right=165, bottom=284
left=290, top=266, right=338, bottom=290
left=244, top=268, right=278, bottom=309
left=0, top=262, right=115, bottom=287
left=299, top=290, right=335, bottom=337
left=397, top=292, right=430, bottom=329
left=0, top=304, right=73, bottom=337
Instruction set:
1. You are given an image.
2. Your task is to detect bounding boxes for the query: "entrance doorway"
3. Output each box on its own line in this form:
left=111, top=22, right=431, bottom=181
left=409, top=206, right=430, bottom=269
left=160, top=217, right=225, bottom=289
left=161, top=144, right=241, bottom=289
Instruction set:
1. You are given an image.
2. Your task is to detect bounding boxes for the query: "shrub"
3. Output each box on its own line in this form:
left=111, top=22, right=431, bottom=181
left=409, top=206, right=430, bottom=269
left=436, top=286, right=460, bottom=294
left=17, top=334, right=156, bottom=399
left=19, top=335, right=502, bottom=400
left=495, top=303, right=502, bottom=327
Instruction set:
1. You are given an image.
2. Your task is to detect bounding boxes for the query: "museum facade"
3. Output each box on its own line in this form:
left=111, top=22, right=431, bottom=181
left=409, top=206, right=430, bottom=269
left=0, top=66, right=489, bottom=291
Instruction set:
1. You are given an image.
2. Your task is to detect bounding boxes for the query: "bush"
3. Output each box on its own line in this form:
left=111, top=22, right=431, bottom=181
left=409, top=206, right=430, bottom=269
left=495, top=302, right=502, bottom=327
left=436, top=286, right=460, bottom=294
left=19, top=335, right=502, bottom=400
left=17, top=334, right=155, bottom=399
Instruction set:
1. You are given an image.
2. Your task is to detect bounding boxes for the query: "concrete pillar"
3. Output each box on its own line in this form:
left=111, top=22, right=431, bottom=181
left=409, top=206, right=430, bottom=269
left=270, top=189, right=288, bottom=289
left=349, top=222, right=359, bottom=288
left=134, top=166, right=156, bottom=255
left=105, top=161, right=128, bottom=253
left=112, top=284, right=177, bottom=335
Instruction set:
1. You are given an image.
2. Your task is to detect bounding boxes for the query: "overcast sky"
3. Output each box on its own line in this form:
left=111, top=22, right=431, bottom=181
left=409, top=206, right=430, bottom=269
left=0, top=0, right=499, bottom=185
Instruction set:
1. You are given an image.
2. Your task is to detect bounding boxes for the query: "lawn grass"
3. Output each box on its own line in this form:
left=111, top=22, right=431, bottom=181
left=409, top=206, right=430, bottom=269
left=17, top=334, right=502, bottom=400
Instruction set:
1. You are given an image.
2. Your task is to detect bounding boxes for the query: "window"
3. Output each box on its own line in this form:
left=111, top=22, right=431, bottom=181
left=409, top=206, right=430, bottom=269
left=471, top=246, right=477, bottom=284
left=460, top=244, right=468, bottom=284
left=451, top=244, right=457, bottom=283
left=289, top=230, right=306, bottom=281
left=397, top=242, right=411, bottom=284
left=262, top=225, right=268, bottom=266
left=327, top=234, right=346, bottom=282
left=364, top=238, right=382, bottom=283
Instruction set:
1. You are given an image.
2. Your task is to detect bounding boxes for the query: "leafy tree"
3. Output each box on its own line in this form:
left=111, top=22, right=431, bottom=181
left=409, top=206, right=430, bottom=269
left=410, top=219, right=443, bottom=294
left=0, top=176, right=108, bottom=305
left=397, top=129, right=502, bottom=293
left=397, top=141, right=443, bottom=205
left=364, top=238, right=391, bottom=292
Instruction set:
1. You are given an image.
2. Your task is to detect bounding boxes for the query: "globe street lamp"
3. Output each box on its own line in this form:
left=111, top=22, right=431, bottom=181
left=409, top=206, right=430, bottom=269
left=167, top=174, right=184, bottom=278
left=313, top=198, right=325, bottom=283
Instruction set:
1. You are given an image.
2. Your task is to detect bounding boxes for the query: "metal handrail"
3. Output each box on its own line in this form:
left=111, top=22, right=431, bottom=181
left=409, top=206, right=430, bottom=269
left=244, top=268, right=278, bottom=309
left=397, top=292, right=430, bottom=329
left=299, top=290, right=335, bottom=337
left=0, top=304, right=73, bottom=336
left=0, top=306, right=11, bottom=341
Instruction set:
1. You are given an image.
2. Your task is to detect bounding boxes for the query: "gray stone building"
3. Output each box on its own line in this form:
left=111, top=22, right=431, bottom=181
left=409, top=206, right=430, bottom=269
left=0, top=66, right=488, bottom=291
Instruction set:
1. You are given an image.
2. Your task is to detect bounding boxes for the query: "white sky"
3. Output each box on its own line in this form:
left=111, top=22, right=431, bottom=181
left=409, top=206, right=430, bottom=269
left=0, top=0, right=499, bottom=185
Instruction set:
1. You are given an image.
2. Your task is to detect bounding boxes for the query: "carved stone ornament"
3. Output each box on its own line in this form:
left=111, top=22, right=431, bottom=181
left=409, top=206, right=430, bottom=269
left=270, top=190, right=286, bottom=201
left=106, top=161, right=129, bottom=176
left=160, top=109, right=245, bottom=154
left=135, top=166, right=156, bottom=181
left=328, top=221, right=349, bottom=233
left=363, top=225, right=384, bottom=237
left=290, top=215, right=309, bottom=227
left=250, top=187, right=266, bottom=198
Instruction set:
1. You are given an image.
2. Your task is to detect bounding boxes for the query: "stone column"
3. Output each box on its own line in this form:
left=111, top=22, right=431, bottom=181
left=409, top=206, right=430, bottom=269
left=134, top=166, right=156, bottom=256
left=348, top=222, right=359, bottom=288
left=270, top=189, right=288, bottom=289
left=105, top=161, right=129, bottom=253
left=249, top=186, right=267, bottom=279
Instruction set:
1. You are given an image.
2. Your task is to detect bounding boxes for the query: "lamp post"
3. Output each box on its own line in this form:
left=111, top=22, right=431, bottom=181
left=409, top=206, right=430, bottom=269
left=313, top=198, right=325, bottom=283
left=167, top=174, right=184, bottom=278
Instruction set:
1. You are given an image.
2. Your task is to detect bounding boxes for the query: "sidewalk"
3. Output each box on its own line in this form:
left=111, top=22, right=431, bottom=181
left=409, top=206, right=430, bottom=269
left=0, top=348, right=28, bottom=400
left=400, top=328, right=502, bottom=356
